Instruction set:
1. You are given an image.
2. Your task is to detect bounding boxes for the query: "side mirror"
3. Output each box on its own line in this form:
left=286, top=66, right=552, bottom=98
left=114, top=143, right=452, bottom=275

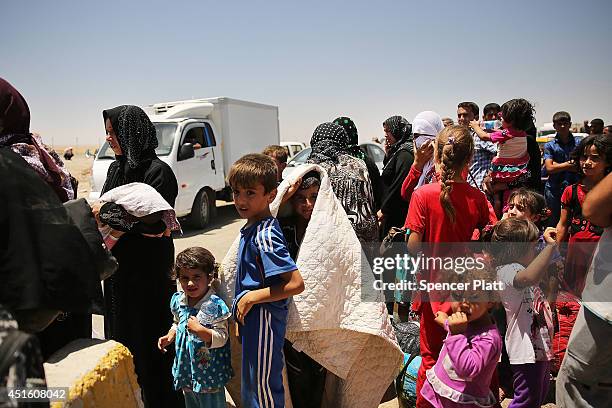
left=178, top=143, right=195, bottom=161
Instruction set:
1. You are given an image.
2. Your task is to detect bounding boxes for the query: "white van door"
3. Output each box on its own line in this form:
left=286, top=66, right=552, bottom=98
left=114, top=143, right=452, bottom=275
left=175, top=122, right=223, bottom=216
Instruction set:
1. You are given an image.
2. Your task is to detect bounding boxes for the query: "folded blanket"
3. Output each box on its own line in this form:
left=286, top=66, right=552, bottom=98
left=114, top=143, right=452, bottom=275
left=219, top=164, right=402, bottom=408
left=98, top=182, right=181, bottom=248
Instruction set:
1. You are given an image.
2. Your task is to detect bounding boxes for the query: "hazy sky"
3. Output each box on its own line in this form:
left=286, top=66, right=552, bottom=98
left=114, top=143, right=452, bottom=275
left=2, top=0, right=611, bottom=147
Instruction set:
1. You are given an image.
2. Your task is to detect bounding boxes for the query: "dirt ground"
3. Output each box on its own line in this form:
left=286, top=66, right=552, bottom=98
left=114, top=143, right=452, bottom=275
left=55, top=146, right=96, bottom=198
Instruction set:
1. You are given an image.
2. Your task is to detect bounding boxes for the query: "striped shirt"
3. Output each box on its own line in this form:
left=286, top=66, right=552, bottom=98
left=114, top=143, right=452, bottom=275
left=235, top=216, right=297, bottom=313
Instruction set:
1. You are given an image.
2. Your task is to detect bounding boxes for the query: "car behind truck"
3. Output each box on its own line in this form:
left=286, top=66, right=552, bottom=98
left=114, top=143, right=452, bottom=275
left=90, top=97, right=280, bottom=228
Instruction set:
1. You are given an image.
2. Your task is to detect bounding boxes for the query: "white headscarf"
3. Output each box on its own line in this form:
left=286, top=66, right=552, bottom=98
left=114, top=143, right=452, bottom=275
left=412, top=111, right=444, bottom=188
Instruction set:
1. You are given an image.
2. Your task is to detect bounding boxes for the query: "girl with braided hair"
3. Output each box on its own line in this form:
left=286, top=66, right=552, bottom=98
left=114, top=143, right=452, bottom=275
left=406, top=125, right=495, bottom=408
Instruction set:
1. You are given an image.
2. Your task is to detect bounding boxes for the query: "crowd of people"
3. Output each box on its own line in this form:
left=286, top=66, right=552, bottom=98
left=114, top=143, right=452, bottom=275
left=1, top=73, right=611, bottom=408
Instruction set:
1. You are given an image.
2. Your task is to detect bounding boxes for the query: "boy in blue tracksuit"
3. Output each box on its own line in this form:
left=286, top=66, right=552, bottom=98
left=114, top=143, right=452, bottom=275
left=228, top=153, right=305, bottom=408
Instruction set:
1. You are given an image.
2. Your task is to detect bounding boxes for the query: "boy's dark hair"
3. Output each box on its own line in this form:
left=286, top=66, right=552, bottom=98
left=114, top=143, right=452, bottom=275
left=298, top=171, right=320, bottom=190
left=457, top=101, right=479, bottom=117
left=500, top=99, right=535, bottom=131
left=483, top=103, right=501, bottom=118
left=507, top=188, right=549, bottom=226
left=490, top=218, right=539, bottom=266
left=173, top=246, right=218, bottom=280
left=227, top=153, right=278, bottom=193
left=262, top=145, right=288, bottom=164
left=553, top=111, right=572, bottom=123
left=589, top=118, right=604, bottom=134
left=571, top=134, right=612, bottom=177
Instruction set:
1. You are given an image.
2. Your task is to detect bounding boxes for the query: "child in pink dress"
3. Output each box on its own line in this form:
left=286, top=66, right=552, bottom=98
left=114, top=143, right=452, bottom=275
left=421, top=265, right=503, bottom=408
left=471, top=99, right=535, bottom=215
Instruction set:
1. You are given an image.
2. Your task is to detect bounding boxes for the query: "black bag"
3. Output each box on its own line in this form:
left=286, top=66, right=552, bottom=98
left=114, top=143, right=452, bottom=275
left=0, top=308, right=47, bottom=408
left=391, top=319, right=420, bottom=356
left=63, top=198, right=118, bottom=280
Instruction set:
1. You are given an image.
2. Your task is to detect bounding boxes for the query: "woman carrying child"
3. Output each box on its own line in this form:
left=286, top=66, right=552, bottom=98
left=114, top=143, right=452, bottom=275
left=158, top=247, right=233, bottom=408
left=406, top=125, right=493, bottom=408
left=491, top=218, right=557, bottom=408
left=556, top=134, right=611, bottom=296
left=421, top=265, right=503, bottom=407
left=471, top=99, right=535, bottom=215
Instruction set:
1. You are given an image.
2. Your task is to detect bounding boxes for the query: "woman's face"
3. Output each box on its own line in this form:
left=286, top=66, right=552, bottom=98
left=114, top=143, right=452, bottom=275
left=383, top=125, right=397, bottom=145
left=105, top=118, right=122, bottom=155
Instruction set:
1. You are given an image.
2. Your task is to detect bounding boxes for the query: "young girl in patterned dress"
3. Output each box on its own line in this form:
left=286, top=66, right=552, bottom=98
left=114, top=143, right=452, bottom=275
left=471, top=99, right=535, bottom=215
left=158, top=247, right=233, bottom=408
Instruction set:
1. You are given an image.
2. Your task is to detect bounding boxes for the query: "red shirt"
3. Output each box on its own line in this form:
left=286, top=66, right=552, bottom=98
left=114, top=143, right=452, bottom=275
left=560, top=184, right=601, bottom=243
left=406, top=181, right=491, bottom=243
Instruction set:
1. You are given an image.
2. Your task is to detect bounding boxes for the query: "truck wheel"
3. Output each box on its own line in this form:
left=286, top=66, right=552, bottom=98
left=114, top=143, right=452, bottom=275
left=189, top=189, right=215, bottom=229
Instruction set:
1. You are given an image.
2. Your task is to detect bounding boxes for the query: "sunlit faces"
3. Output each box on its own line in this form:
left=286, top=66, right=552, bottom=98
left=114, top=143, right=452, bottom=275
left=232, top=184, right=276, bottom=221
left=457, top=107, right=475, bottom=127
left=105, top=118, right=122, bottom=155
left=553, top=118, right=571, bottom=137
left=580, top=144, right=606, bottom=177
left=178, top=268, right=210, bottom=300
left=506, top=199, right=538, bottom=223
left=291, top=185, right=319, bottom=221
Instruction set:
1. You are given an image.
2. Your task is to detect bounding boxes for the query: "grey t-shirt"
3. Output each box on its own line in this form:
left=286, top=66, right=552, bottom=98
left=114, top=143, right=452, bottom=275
left=582, top=227, right=612, bottom=322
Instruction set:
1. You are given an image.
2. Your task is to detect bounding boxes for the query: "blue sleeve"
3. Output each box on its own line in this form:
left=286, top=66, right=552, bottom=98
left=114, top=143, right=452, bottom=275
left=543, top=142, right=554, bottom=160
left=211, top=294, right=231, bottom=318
left=256, top=220, right=298, bottom=278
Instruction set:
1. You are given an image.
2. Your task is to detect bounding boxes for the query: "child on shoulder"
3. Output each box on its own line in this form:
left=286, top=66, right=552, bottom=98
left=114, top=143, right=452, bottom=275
left=471, top=99, right=535, bottom=216
left=491, top=218, right=557, bottom=408
left=422, top=265, right=503, bottom=408
left=157, top=247, right=233, bottom=408
left=227, top=154, right=305, bottom=408
left=556, top=134, right=611, bottom=296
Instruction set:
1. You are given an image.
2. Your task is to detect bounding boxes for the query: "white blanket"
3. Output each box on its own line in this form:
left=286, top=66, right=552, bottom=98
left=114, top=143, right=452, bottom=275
left=219, top=164, right=402, bottom=408
left=99, top=182, right=181, bottom=233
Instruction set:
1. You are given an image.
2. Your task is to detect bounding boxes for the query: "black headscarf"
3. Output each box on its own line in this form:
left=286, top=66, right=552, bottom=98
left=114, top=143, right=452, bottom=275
left=382, top=115, right=412, bottom=165
left=103, top=105, right=158, bottom=170
left=333, top=116, right=365, bottom=161
left=308, top=122, right=350, bottom=164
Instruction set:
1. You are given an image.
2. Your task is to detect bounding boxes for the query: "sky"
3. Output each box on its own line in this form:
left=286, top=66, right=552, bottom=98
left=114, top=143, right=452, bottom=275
left=2, top=0, right=611, bottom=147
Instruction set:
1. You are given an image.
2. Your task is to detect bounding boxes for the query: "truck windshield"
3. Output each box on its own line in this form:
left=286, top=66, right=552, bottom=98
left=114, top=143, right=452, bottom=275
left=96, top=123, right=177, bottom=159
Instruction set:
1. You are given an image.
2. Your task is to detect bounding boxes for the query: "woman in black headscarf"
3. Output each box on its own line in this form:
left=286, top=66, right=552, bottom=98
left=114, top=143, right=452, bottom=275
left=307, top=122, right=378, bottom=243
left=101, top=105, right=179, bottom=408
left=333, top=116, right=383, bottom=211
left=379, top=116, right=414, bottom=239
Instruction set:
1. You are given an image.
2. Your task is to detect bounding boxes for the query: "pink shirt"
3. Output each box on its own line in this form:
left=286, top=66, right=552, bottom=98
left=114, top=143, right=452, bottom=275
left=421, top=322, right=502, bottom=408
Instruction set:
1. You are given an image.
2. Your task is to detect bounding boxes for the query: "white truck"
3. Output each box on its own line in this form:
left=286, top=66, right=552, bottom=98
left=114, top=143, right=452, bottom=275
left=89, top=97, right=280, bottom=228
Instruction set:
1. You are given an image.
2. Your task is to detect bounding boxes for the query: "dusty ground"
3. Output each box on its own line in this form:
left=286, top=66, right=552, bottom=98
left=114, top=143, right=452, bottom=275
left=55, top=146, right=96, bottom=199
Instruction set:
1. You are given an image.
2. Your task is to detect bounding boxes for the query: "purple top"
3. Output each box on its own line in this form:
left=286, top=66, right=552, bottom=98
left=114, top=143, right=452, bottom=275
left=421, top=321, right=502, bottom=408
